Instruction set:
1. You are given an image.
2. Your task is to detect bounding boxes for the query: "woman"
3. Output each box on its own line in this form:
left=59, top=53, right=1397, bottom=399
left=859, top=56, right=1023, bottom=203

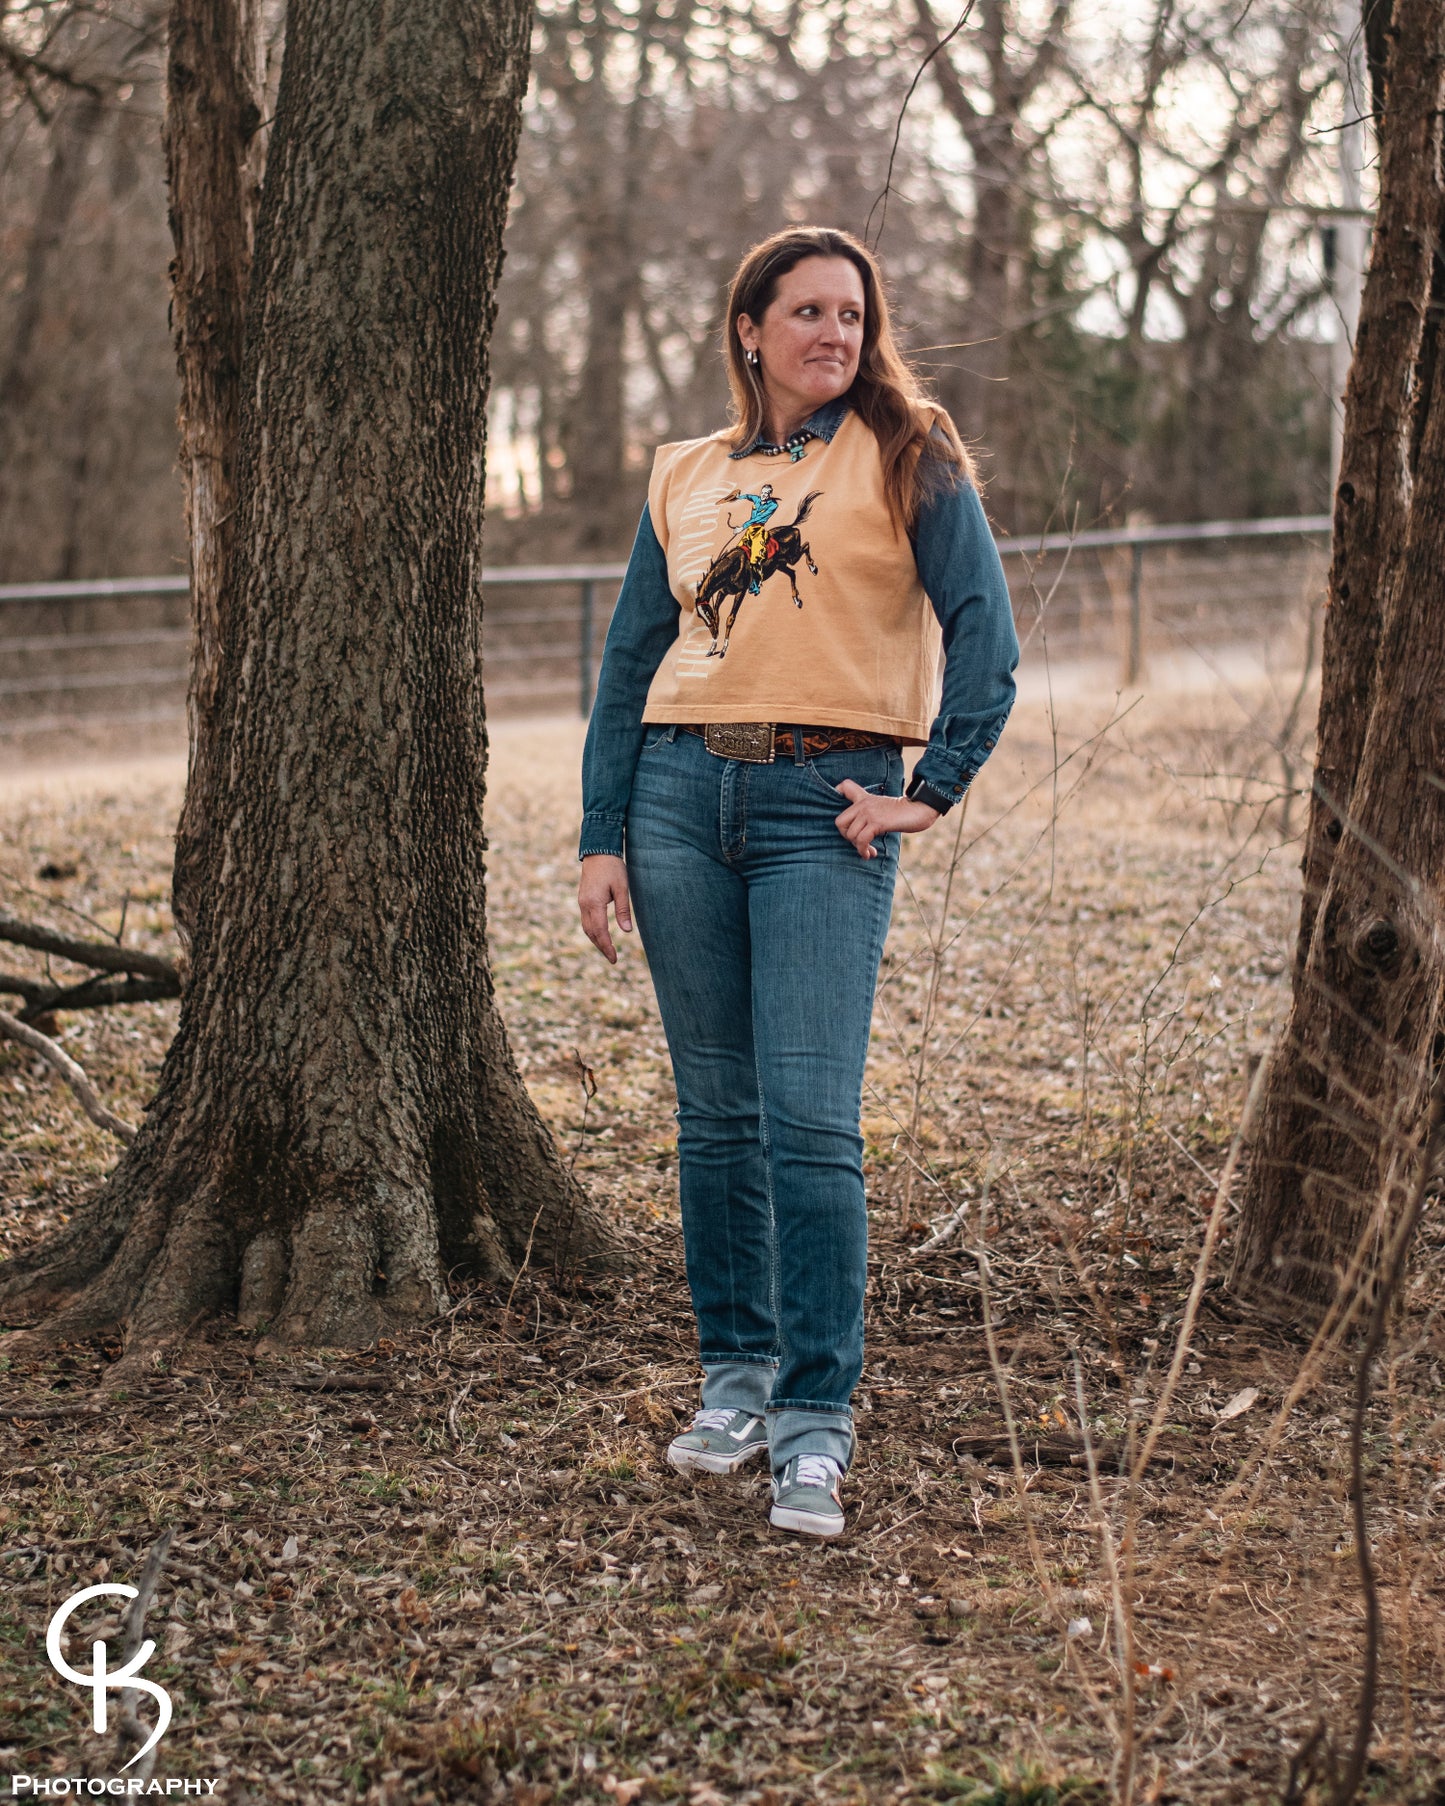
left=577, top=226, right=1018, bottom=1539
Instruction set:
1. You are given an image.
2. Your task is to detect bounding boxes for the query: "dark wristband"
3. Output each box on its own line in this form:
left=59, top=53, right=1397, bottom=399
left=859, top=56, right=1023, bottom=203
left=906, top=774, right=957, bottom=815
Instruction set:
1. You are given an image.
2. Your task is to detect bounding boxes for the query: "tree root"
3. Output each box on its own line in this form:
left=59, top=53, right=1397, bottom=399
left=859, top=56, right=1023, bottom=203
left=0, top=936, right=625, bottom=1368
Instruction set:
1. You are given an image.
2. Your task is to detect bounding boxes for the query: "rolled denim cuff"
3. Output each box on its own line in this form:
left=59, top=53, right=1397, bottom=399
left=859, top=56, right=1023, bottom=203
left=768, top=1406, right=855, bottom=1475
left=701, top=1357, right=777, bottom=1418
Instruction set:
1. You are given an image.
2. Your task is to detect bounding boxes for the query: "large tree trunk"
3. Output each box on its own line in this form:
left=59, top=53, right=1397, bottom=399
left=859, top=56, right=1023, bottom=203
left=0, top=0, right=618, bottom=1361
left=564, top=203, right=636, bottom=553
left=1230, top=0, right=1445, bottom=1312
left=957, top=124, right=1024, bottom=487
left=0, top=88, right=107, bottom=579
left=164, top=0, right=269, bottom=944
left=555, top=10, right=649, bottom=554
left=1289, top=0, right=1437, bottom=975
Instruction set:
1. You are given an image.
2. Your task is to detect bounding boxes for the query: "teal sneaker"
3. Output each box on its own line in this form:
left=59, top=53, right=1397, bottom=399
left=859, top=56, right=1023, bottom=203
left=667, top=1407, right=769, bottom=1476
left=769, top=1454, right=846, bottom=1538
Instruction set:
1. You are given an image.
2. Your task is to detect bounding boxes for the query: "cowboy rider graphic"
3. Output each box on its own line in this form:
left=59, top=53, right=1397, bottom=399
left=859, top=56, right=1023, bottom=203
left=724, top=484, right=780, bottom=595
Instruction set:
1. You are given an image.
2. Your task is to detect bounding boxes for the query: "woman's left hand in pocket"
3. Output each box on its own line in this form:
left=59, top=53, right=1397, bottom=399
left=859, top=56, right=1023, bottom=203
left=833, top=780, right=940, bottom=859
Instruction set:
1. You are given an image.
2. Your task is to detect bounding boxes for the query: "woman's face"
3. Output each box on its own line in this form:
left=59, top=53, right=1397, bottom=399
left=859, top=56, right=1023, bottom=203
left=737, top=255, right=866, bottom=422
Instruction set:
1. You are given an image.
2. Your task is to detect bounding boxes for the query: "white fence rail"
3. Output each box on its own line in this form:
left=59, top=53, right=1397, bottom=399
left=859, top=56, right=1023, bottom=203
left=0, top=515, right=1330, bottom=739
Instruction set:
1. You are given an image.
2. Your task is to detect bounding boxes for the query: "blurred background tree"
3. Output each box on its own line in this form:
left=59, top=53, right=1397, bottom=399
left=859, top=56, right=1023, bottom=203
left=1, top=0, right=1349, bottom=578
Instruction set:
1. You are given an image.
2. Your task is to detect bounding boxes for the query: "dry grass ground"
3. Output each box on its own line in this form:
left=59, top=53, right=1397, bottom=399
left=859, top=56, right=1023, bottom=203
left=2, top=667, right=1443, bottom=1806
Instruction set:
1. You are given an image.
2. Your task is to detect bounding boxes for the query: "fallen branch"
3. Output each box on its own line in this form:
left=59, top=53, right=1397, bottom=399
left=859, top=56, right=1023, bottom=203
left=274, top=1371, right=391, bottom=1393
left=0, top=912, right=179, bottom=982
left=0, top=1008, right=137, bottom=1143
left=0, top=972, right=180, bottom=1023
left=953, top=1431, right=1103, bottom=1468
left=948, top=1429, right=1184, bottom=1470
left=1, top=1401, right=106, bottom=1421
left=905, top=1197, right=971, bottom=1259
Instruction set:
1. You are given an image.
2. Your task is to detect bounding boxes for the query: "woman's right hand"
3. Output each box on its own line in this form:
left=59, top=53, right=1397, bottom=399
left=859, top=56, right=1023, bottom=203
left=579, top=854, right=633, bottom=964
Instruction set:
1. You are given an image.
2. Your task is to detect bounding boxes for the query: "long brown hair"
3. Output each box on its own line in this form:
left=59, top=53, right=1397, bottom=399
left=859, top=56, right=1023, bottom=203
left=723, top=225, right=974, bottom=531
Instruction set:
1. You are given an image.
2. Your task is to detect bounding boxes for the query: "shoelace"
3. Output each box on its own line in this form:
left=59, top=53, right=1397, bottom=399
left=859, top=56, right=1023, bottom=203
left=793, top=1454, right=841, bottom=1490
left=692, top=1407, right=741, bottom=1432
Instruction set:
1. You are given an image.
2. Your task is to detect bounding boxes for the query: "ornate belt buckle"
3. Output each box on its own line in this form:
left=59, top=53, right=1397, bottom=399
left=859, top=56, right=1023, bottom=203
left=704, top=721, right=776, bottom=763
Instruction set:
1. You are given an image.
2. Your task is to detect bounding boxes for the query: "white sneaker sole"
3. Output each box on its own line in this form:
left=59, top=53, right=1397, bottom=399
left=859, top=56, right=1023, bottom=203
left=769, top=1502, right=845, bottom=1538
left=667, top=1440, right=768, bottom=1477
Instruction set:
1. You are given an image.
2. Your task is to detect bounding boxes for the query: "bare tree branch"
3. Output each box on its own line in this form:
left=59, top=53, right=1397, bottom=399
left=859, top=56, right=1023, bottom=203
left=0, top=1006, right=137, bottom=1142
left=1334, top=1071, right=1445, bottom=1806
left=0, top=911, right=179, bottom=983
left=0, top=971, right=180, bottom=1020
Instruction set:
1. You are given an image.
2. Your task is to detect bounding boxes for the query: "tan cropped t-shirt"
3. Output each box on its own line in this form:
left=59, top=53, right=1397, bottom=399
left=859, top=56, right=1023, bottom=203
left=641, top=410, right=940, bottom=742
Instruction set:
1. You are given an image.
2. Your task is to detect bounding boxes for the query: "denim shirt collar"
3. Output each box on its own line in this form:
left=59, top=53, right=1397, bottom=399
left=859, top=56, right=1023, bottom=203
left=727, top=393, right=851, bottom=460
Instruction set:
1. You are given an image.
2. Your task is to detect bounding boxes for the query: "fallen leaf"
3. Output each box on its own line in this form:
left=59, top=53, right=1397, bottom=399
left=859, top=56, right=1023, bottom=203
left=1216, top=1386, right=1260, bottom=1424
left=396, top=1586, right=431, bottom=1624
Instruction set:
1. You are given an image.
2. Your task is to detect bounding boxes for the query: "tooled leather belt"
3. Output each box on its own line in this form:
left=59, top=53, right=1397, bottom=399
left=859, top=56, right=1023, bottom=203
left=678, top=722, right=901, bottom=763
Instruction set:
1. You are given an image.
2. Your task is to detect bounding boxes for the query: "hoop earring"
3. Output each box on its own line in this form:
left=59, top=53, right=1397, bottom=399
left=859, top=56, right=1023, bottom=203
left=746, top=349, right=759, bottom=367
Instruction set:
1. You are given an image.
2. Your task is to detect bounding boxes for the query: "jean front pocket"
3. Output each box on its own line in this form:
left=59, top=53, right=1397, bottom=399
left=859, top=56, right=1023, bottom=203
left=640, top=724, right=676, bottom=754
left=802, top=745, right=900, bottom=803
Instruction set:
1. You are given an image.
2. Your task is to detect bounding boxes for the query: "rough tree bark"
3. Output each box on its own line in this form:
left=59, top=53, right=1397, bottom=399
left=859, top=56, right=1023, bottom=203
left=0, top=0, right=618, bottom=1361
left=1230, top=0, right=1445, bottom=1312
left=1290, top=0, right=1436, bottom=975
left=163, top=0, right=268, bottom=943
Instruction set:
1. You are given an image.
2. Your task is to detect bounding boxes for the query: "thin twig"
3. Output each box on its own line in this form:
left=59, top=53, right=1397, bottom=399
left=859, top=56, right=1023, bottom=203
left=975, top=1177, right=1112, bottom=1739
left=1072, top=1355, right=1138, bottom=1806
left=863, top=1, right=977, bottom=250
left=447, top=1377, right=475, bottom=1450
left=110, top=1529, right=174, bottom=1782
left=1132, top=1045, right=1275, bottom=1482
left=899, top=791, right=972, bottom=1225
left=1331, top=1068, right=1445, bottom=1806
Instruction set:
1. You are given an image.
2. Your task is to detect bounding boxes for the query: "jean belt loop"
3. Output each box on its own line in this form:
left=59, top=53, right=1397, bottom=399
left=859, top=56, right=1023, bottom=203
left=664, top=723, right=678, bottom=742
left=790, top=725, right=804, bottom=766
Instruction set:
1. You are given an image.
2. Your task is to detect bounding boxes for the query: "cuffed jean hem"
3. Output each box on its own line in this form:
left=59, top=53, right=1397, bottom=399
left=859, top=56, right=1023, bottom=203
left=701, top=1358, right=777, bottom=1418
left=768, top=1407, right=856, bottom=1475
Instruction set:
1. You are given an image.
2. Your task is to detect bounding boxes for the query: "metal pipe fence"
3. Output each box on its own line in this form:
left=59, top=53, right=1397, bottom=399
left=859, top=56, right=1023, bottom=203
left=0, top=514, right=1330, bottom=739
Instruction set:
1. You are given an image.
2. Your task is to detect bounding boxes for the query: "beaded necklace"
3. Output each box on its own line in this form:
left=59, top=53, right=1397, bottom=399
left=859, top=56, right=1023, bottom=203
left=753, top=430, right=811, bottom=463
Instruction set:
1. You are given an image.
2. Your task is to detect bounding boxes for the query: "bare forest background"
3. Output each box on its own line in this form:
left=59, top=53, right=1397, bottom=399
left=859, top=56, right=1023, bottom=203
left=0, top=0, right=1351, bottom=586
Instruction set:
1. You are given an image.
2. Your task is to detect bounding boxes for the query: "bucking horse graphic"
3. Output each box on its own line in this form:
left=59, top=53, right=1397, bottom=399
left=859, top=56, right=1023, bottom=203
left=694, top=489, right=822, bottom=659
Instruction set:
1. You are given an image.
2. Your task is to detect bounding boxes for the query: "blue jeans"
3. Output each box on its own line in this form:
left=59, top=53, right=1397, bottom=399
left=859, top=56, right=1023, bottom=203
left=625, top=725, right=903, bottom=1473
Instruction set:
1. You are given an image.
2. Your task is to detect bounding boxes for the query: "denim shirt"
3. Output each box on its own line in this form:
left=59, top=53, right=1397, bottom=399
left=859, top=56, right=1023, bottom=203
left=578, top=401, right=1019, bottom=859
